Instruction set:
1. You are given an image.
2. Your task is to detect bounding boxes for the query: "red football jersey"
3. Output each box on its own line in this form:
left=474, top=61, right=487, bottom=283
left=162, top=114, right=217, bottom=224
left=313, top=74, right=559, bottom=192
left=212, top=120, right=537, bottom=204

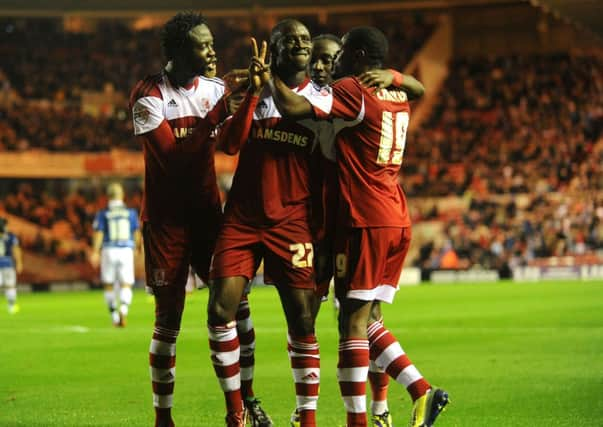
left=309, top=76, right=412, bottom=228
left=220, top=79, right=324, bottom=227
left=129, top=72, right=226, bottom=224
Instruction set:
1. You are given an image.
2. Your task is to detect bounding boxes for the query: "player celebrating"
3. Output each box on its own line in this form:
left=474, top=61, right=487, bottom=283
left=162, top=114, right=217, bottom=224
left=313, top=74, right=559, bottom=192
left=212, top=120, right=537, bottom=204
left=268, top=26, right=449, bottom=427
left=198, top=47, right=269, bottom=425
left=129, top=11, right=255, bottom=427
left=0, top=217, right=23, bottom=314
left=306, top=33, right=428, bottom=427
left=207, top=21, right=327, bottom=427
left=90, top=182, right=141, bottom=327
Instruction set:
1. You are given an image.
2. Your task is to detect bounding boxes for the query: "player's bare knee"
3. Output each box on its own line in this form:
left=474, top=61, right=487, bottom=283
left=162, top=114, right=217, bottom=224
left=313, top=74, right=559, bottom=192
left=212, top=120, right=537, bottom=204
left=369, top=303, right=383, bottom=323
left=290, top=312, right=315, bottom=336
left=207, top=292, right=236, bottom=325
left=207, top=301, right=236, bottom=326
left=155, top=310, right=183, bottom=330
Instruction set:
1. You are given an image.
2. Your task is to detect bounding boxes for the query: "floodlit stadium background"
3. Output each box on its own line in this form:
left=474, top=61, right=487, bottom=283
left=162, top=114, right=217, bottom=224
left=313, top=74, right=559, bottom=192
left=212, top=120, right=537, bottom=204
left=1, top=0, right=601, bottom=287
left=0, top=0, right=602, bottom=426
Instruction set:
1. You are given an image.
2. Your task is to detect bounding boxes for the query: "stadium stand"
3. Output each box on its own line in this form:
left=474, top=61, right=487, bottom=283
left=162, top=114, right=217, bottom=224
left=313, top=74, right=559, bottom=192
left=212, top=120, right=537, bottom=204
left=0, top=4, right=601, bottom=283
left=409, top=54, right=603, bottom=273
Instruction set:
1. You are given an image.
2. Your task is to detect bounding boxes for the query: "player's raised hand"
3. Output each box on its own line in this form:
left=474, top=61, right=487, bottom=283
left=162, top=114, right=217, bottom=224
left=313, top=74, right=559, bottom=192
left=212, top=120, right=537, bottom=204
left=222, top=69, right=249, bottom=93
left=358, top=69, right=394, bottom=89
left=249, top=37, right=270, bottom=94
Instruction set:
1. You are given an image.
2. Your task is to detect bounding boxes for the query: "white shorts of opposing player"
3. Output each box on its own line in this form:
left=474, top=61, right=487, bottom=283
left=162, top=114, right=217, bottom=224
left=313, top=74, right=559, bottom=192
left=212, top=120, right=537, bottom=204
left=101, top=247, right=134, bottom=325
left=0, top=267, right=17, bottom=312
left=101, top=247, right=135, bottom=285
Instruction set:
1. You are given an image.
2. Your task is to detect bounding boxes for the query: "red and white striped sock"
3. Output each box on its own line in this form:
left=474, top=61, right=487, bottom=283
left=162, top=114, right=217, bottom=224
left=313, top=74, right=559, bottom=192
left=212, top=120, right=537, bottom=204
left=149, top=325, right=179, bottom=424
left=369, top=360, right=389, bottom=415
left=288, top=333, right=320, bottom=426
left=236, top=297, right=255, bottom=399
left=367, top=320, right=431, bottom=402
left=338, top=338, right=369, bottom=427
left=208, top=324, right=243, bottom=414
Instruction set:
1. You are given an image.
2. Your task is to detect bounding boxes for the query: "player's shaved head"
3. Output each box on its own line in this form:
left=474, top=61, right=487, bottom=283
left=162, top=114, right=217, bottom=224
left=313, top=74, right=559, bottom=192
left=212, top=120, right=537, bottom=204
left=344, top=26, right=388, bottom=67
left=312, top=34, right=342, bottom=47
left=270, top=18, right=305, bottom=47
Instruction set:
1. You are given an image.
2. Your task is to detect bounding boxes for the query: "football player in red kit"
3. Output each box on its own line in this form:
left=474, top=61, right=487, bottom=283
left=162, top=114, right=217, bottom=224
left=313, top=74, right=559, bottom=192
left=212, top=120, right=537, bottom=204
left=268, top=26, right=449, bottom=427
left=129, top=11, right=256, bottom=427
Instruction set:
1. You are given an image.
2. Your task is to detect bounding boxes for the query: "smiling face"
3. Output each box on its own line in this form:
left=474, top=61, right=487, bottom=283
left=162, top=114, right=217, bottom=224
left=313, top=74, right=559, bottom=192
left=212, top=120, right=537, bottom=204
left=272, top=21, right=312, bottom=75
left=310, top=38, right=341, bottom=86
left=185, top=24, right=217, bottom=77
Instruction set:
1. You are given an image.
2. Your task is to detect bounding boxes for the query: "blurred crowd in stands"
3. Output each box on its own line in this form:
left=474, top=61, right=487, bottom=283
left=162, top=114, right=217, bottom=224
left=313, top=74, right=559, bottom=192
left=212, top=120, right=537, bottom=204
left=0, top=101, right=134, bottom=151
left=0, top=180, right=142, bottom=262
left=408, top=54, right=603, bottom=272
left=413, top=192, right=603, bottom=276
left=0, top=16, right=602, bottom=276
left=0, top=14, right=431, bottom=152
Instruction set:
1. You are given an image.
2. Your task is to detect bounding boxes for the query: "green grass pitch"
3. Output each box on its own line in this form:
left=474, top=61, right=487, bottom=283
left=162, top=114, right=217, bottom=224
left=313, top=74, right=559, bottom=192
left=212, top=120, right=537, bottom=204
left=1, top=280, right=602, bottom=426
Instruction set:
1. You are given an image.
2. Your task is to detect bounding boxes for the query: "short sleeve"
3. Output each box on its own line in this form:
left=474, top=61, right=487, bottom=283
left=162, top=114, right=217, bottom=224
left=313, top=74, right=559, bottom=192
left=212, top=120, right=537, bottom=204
left=93, top=211, right=105, bottom=232
left=130, top=209, right=140, bottom=232
left=308, top=78, right=365, bottom=125
left=132, top=96, right=165, bottom=135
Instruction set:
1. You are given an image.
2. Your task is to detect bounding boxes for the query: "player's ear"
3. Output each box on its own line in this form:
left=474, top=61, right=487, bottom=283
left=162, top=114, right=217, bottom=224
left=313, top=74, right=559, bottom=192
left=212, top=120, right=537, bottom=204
left=355, top=49, right=366, bottom=61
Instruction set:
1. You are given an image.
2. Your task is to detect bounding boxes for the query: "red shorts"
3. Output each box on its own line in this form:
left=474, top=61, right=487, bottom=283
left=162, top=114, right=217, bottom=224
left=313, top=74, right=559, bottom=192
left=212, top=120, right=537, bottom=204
left=334, top=227, right=411, bottom=303
left=143, top=215, right=220, bottom=312
left=210, top=219, right=315, bottom=289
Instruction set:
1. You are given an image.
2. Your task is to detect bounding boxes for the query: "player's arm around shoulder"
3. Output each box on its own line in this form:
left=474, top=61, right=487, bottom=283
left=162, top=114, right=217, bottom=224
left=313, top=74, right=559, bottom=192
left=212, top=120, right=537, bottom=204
left=269, top=75, right=315, bottom=119
left=358, top=69, right=425, bottom=100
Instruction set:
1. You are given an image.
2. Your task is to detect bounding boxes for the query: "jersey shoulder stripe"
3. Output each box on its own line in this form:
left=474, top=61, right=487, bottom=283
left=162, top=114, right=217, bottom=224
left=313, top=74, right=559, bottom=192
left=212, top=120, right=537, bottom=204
left=129, top=73, right=163, bottom=106
left=198, top=75, right=225, bottom=87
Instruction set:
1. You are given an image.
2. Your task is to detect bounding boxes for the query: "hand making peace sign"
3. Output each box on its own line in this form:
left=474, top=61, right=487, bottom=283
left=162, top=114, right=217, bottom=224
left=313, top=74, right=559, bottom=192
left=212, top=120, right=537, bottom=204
left=249, top=37, right=271, bottom=94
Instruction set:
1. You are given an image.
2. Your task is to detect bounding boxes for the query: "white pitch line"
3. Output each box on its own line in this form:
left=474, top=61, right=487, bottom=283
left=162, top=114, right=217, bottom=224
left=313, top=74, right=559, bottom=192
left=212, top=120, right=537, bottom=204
left=64, top=325, right=90, bottom=333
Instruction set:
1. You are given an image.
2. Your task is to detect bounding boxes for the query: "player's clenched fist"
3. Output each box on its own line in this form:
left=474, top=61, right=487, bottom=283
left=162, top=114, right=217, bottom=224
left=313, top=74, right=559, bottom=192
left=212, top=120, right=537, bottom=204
left=222, top=69, right=249, bottom=93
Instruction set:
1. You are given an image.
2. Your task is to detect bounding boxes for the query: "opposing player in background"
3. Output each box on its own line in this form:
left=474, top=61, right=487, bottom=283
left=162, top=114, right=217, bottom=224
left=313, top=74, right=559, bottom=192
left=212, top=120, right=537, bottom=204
left=0, top=217, right=23, bottom=314
left=90, top=182, right=141, bottom=327
left=207, top=21, right=327, bottom=427
left=269, top=26, right=449, bottom=427
left=129, top=11, right=253, bottom=427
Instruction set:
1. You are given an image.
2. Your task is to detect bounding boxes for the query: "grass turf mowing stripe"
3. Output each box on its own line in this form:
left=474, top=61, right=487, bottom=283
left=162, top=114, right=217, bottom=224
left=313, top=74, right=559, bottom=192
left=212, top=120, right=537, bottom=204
left=0, top=280, right=601, bottom=426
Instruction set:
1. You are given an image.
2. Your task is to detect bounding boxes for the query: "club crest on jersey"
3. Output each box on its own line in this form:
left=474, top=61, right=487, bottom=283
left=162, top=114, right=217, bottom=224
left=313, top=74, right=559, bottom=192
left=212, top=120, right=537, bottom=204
left=200, top=98, right=211, bottom=113
left=258, top=100, right=269, bottom=113
left=152, top=269, right=168, bottom=287
left=311, top=81, right=331, bottom=96
left=133, top=105, right=150, bottom=125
